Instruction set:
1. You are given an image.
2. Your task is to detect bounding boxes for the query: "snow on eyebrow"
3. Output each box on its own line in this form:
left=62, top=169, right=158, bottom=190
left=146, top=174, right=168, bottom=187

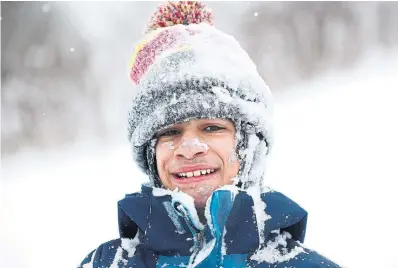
left=250, top=231, right=306, bottom=264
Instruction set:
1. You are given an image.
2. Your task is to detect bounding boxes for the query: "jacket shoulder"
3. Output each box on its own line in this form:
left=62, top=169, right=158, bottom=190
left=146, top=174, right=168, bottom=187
left=78, top=237, right=140, bottom=268
left=250, top=231, right=340, bottom=268
left=288, top=239, right=340, bottom=268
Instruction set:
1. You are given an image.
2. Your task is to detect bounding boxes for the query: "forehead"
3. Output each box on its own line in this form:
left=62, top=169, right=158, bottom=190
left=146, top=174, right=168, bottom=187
left=168, top=118, right=234, bottom=128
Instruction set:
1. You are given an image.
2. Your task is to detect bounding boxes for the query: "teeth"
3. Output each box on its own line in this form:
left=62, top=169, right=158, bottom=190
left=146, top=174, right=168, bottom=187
left=177, top=169, right=215, bottom=178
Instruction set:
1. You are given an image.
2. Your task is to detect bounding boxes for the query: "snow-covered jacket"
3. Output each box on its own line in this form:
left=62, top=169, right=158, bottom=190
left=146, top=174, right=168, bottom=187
left=78, top=185, right=339, bottom=267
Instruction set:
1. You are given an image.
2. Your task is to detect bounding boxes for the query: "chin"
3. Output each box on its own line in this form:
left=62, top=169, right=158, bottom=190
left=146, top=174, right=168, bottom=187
left=182, top=183, right=216, bottom=207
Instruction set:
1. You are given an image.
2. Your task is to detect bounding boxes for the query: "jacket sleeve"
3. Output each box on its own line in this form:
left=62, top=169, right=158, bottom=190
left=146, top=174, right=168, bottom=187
left=77, top=248, right=96, bottom=268
left=77, top=239, right=121, bottom=268
left=77, top=237, right=145, bottom=268
left=287, top=239, right=341, bottom=268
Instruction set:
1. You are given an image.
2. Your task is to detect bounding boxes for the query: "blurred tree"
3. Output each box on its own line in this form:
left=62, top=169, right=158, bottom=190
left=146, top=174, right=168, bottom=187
left=1, top=2, right=106, bottom=155
left=377, top=2, right=398, bottom=48
left=1, top=1, right=397, bottom=157
left=241, top=2, right=398, bottom=90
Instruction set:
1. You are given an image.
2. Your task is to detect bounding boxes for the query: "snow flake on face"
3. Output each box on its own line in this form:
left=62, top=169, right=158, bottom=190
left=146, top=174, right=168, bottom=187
left=250, top=231, right=306, bottom=264
left=195, top=184, right=215, bottom=205
left=228, top=149, right=238, bottom=165
left=162, top=141, right=175, bottom=150
left=181, top=138, right=209, bottom=151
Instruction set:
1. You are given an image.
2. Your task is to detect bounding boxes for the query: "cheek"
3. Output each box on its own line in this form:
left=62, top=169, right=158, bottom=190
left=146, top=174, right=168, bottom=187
left=155, top=141, right=177, bottom=175
left=228, top=149, right=239, bottom=165
left=207, top=137, right=238, bottom=165
left=227, top=149, right=240, bottom=178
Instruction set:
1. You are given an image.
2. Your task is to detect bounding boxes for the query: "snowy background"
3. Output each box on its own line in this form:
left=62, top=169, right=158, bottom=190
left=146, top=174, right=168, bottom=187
left=1, top=2, right=398, bottom=268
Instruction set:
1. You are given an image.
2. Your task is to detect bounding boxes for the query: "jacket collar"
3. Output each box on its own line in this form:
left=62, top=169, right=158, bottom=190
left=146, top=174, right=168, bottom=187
left=117, top=184, right=308, bottom=256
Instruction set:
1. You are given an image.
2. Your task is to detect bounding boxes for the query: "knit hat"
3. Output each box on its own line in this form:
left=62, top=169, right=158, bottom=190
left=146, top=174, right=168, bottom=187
left=127, top=1, right=273, bottom=190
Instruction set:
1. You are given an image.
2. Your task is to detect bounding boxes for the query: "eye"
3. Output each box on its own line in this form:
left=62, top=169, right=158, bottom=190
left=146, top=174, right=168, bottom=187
left=157, top=129, right=181, bottom=138
left=204, top=125, right=225, bottom=132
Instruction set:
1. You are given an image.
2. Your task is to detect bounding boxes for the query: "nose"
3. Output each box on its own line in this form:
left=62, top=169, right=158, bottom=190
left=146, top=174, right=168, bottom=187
left=174, top=137, right=209, bottom=160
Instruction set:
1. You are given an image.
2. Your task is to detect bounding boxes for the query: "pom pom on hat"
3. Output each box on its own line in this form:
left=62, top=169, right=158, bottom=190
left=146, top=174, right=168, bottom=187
left=146, top=1, right=213, bottom=32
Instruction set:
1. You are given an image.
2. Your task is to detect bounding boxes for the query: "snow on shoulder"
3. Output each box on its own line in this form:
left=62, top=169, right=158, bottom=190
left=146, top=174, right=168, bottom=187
left=247, top=186, right=272, bottom=245
left=250, top=231, right=305, bottom=264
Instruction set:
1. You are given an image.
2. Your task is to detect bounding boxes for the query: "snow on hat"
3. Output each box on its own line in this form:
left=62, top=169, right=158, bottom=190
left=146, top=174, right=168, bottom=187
left=127, top=1, right=273, bottom=189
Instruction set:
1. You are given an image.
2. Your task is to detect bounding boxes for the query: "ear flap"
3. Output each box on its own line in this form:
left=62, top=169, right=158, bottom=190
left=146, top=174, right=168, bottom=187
left=237, top=121, right=269, bottom=190
left=145, top=138, right=162, bottom=187
left=235, top=120, right=246, bottom=189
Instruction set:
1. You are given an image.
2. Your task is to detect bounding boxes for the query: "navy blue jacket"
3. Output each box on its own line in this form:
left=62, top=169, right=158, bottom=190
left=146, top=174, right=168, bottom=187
left=79, top=185, right=340, bottom=267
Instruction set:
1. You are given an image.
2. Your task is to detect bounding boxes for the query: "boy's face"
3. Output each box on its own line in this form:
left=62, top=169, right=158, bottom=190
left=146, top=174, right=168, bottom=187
left=155, top=118, right=240, bottom=208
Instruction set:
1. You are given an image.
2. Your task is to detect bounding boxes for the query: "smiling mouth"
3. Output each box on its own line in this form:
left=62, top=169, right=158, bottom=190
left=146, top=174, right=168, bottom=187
left=176, top=169, right=216, bottom=179
left=172, top=168, right=218, bottom=184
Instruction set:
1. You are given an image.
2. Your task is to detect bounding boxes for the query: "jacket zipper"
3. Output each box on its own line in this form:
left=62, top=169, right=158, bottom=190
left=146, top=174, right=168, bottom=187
left=174, top=203, right=204, bottom=267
